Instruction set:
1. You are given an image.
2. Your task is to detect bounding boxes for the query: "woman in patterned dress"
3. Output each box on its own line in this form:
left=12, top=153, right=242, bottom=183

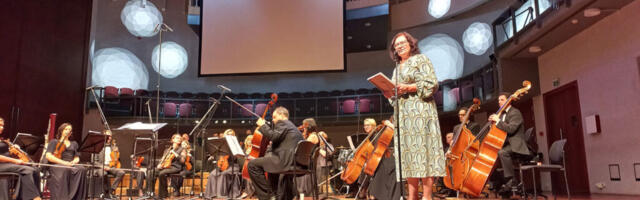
left=388, top=32, right=445, bottom=200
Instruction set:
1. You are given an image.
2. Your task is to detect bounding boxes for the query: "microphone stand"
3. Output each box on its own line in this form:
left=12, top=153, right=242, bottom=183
left=88, top=87, right=113, bottom=199
left=317, top=132, right=338, bottom=200
left=186, top=85, right=230, bottom=197
left=393, top=64, right=405, bottom=200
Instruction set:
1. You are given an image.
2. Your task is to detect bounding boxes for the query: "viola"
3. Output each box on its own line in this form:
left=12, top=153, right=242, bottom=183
left=108, top=139, right=121, bottom=168
left=158, top=146, right=177, bottom=169
left=3, top=139, right=32, bottom=163
left=134, top=156, right=144, bottom=168
left=460, top=81, right=531, bottom=196
left=217, top=155, right=230, bottom=171
left=241, top=93, right=278, bottom=180
left=53, top=134, right=68, bottom=159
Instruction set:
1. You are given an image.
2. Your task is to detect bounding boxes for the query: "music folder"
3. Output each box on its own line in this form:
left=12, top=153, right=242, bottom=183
left=367, top=72, right=395, bottom=98
left=207, top=136, right=245, bottom=157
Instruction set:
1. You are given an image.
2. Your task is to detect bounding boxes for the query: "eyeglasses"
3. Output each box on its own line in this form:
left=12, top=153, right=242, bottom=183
left=394, top=41, right=409, bottom=48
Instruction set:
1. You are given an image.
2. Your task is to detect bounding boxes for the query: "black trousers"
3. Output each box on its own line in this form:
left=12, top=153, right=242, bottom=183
left=498, top=146, right=515, bottom=178
left=171, top=170, right=193, bottom=192
left=94, top=167, right=125, bottom=194
left=248, top=157, right=296, bottom=200
left=0, top=163, right=41, bottom=200
left=133, top=170, right=145, bottom=191
left=146, top=166, right=181, bottom=198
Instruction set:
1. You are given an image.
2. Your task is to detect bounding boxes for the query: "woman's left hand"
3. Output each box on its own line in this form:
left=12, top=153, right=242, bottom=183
left=397, top=84, right=415, bottom=95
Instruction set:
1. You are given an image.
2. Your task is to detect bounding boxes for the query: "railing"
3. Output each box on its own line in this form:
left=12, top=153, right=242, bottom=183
left=98, top=65, right=497, bottom=121
left=493, top=0, right=565, bottom=47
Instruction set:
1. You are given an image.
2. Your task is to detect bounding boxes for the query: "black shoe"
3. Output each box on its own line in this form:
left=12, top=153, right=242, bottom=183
left=172, top=190, right=180, bottom=197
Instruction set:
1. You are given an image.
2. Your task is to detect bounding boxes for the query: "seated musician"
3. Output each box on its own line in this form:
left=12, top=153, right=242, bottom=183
left=488, top=92, right=531, bottom=191
left=146, top=133, right=187, bottom=198
left=92, top=129, right=125, bottom=199
left=45, top=123, right=88, bottom=200
left=249, top=107, right=303, bottom=200
left=205, top=129, right=242, bottom=199
left=0, top=117, right=42, bottom=200
left=346, top=118, right=377, bottom=199
left=367, top=119, right=402, bottom=200
left=436, top=132, right=456, bottom=197
left=240, top=131, right=255, bottom=199
left=453, top=107, right=481, bottom=138
left=295, top=118, right=317, bottom=197
left=170, top=133, right=194, bottom=197
left=131, top=154, right=147, bottom=197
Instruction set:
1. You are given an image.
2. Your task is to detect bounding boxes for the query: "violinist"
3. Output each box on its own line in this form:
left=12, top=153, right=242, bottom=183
left=45, top=123, right=87, bottom=200
left=92, top=129, right=125, bottom=199
left=205, top=129, right=242, bottom=199
left=241, top=130, right=255, bottom=199
left=0, top=117, right=42, bottom=200
left=249, top=106, right=303, bottom=200
left=170, top=133, right=194, bottom=197
left=146, top=133, right=186, bottom=198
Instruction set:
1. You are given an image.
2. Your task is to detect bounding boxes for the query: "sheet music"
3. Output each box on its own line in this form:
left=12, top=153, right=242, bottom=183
left=225, top=136, right=246, bottom=157
left=117, top=122, right=167, bottom=132
left=367, top=72, right=396, bottom=98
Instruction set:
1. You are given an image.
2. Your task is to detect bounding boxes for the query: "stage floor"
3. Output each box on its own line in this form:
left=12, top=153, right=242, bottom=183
left=105, top=193, right=640, bottom=200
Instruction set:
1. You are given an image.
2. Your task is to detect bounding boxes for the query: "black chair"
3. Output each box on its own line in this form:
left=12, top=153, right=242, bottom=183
left=519, top=139, right=570, bottom=200
left=277, top=141, right=318, bottom=200
left=0, top=172, right=20, bottom=200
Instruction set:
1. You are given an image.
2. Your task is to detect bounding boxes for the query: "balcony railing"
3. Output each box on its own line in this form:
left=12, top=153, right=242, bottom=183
left=493, top=0, right=565, bottom=47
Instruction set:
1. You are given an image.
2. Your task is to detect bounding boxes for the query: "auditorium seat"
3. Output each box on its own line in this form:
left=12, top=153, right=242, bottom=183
left=255, top=103, right=268, bottom=115
left=356, top=88, right=370, bottom=95
left=296, top=99, right=316, bottom=117
left=213, top=101, right=231, bottom=118
left=318, top=98, right=338, bottom=116
left=179, top=103, right=193, bottom=118
left=210, top=93, right=221, bottom=99
left=368, top=95, right=381, bottom=113
left=342, top=99, right=356, bottom=114
left=192, top=100, right=209, bottom=117
left=163, top=102, right=178, bottom=118
left=329, top=90, right=342, bottom=97
left=358, top=98, right=371, bottom=113
left=303, top=92, right=315, bottom=98
left=343, top=89, right=355, bottom=96
left=250, top=93, right=263, bottom=99
left=237, top=93, right=250, bottom=99
left=290, top=92, right=302, bottom=98
left=104, top=86, right=119, bottom=98
left=370, top=88, right=381, bottom=94
left=316, top=91, right=329, bottom=97
left=277, top=92, right=290, bottom=99
left=195, top=92, right=209, bottom=99
left=150, top=90, right=165, bottom=98
left=460, top=81, right=474, bottom=102
left=119, top=88, right=134, bottom=96
left=240, top=103, right=254, bottom=117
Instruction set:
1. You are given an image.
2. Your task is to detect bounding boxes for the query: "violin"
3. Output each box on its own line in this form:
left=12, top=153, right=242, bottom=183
left=53, top=134, right=68, bottom=159
left=3, top=139, right=32, bottom=163
left=217, top=155, right=230, bottom=171
left=108, top=139, right=121, bottom=168
left=183, top=141, right=193, bottom=171
left=158, top=146, right=177, bottom=169
left=134, top=156, right=144, bottom=168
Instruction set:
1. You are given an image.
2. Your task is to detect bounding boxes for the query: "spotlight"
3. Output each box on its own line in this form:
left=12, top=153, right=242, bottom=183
left=583, top=8, right=601, bottom=17
left=528, top=46, right=542, bottom=53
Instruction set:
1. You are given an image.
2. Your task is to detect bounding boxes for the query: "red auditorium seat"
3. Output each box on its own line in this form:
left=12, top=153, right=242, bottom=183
left=163, top=102, right=177, bottom=118
left=120, top=88, right=134, bottom=96
left=135, top=89, right=148, bottom=96
left=104, top=86, right=119, bottom=98
left=255, top=103, right=267, bottom=115
left=460, top=81, right=474, bottom=102
left=342, top=99, right=356, bottom=114
left=359, top=98, right=371, bottom=113
left=179, top=103, right=192, bottom=118
left=241, top=103, right=254, bottom=117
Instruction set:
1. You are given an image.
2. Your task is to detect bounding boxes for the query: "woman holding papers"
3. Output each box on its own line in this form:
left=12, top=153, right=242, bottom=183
left=0, top=117, right=42, bottom=200
left=388, top=31, right=445, bottom=200
left=45, top=123, right=87, bottom=200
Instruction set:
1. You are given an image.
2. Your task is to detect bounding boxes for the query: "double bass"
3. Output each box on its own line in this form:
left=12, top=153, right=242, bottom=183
left=444, top=98, right=481, bottom=190
left=363, top=121, right=395, bottom=176
left=241, top=93, right=278, bottom=179
left=460, top=81, right=532, bottom=196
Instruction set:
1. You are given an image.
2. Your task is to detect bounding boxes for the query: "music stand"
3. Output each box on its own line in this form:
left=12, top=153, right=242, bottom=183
left=78, top=130, right=108, bottom=198
left=116, top=122, right=167, bottom=199
left=14, top=133, right=43, bottom=155
left=206, top=136, right=245, bottom=199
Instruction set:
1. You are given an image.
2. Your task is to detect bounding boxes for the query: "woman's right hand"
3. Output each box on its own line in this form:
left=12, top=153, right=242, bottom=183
left=13, top=159, right=25, bottom=165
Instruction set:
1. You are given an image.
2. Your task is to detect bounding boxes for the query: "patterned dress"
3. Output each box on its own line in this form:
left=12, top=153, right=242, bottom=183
left=390, top=54, right=446, bottom=179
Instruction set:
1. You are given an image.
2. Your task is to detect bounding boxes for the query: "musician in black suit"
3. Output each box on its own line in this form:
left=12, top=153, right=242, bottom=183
left=249, top=107, right=304, bottom=200
left=453, top=107, right=481, bottom=137
left=489, top=92, right=531, bottom=188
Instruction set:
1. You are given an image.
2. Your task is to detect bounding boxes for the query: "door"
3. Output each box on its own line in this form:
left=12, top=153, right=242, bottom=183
left=543, top=81, right=590, bottom=195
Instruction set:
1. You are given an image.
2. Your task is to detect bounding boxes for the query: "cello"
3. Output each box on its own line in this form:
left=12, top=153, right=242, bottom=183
left=443, top=98, right=481, bottom=190
left=363, top=121, right=395, bottom=176
left=241, top=93, right=278, bottom=180
left=460, top=81, right=532, bottom=196
left=340, top=123, right=388, bottom=184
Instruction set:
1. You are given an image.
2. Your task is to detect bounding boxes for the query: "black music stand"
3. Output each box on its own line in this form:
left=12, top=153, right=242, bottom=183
left=206, top=136, right=245, bottom=199
left=13, top=133, right=43, bottom=155
left=78, top=131, right=108, bottom=198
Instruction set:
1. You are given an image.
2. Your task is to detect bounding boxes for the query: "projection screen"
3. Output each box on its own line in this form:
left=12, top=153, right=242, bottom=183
left=199, top=0, right=345, bottom=76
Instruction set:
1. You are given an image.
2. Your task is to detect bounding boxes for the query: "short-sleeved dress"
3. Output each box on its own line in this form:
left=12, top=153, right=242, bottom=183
left=390, top=54, right=446, bottom=179
left=45, top=139, right=87, bottom=200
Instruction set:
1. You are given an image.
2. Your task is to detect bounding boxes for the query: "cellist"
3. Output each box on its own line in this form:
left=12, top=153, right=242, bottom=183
left=489, top=92, right=531, bottom=192
left=366, top=119, right=403, bottom=200
left=249, top=106, right=303, bottom=200
left=0, top=117, right=42, bottom=200
left=91, top=129, right=125, bottom=199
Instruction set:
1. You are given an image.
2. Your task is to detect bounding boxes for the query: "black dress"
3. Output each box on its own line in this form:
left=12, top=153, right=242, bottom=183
left=45, top=139, right=87, bottom=200
left=0, top=142, right=41, bottom=200
left=369, top=146, right=402, bottom=200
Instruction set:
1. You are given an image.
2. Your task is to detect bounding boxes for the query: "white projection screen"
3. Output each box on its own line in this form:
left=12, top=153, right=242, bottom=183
left=200, top=0, right=345, bottom=76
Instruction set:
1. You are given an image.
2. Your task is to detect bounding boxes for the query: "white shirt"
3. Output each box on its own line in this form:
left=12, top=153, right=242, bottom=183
left=104, top=146, right=112, bottom=165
